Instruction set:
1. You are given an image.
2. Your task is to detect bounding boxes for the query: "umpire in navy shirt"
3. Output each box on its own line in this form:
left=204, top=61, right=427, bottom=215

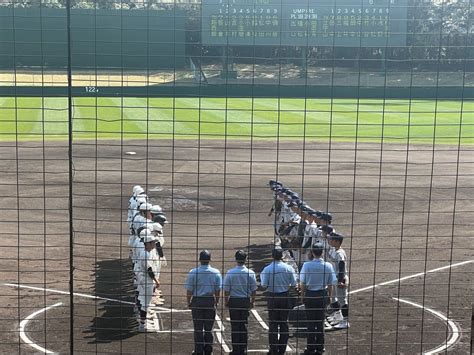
left=260, top=247, right=298, bottom=355
left=185, top=250, right=222, bottom=355
left=223, top=250, right=258, bottom=355
left=299, top=243, right=337, bottom=355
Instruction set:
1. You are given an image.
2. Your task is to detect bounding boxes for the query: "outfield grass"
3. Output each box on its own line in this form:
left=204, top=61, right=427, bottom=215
left=0, top=97, right=472, bottom=144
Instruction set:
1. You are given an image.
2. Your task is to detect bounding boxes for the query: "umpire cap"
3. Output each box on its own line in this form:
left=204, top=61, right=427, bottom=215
left=199, top=250, right=211, bottom=261
left=235, top=249, right=247, bottom=262
left=272, top=246, right=283, bottom=260
left=311, top=242, right=325, bottom=253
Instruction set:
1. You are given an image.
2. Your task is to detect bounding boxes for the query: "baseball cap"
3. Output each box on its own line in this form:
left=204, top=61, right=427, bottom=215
left=139, top=202, right=153, bottom=211
left=151, top=222, right=163, bottom=235
left=132, top=185, right=143, bottom=195
left=320, top=212, right=332, bottom=223
left=308, top=210, right=322, bottom=218
left=289, top=191, right=299, bottom=198
left=321, top=224, right=334, bottom=234
left=235, top=250, right=247, bottom=262
left=140, top=229, right=156, bottom=243
left=272, top=247, right=283, bottom=260
left=299, top=203, right=311, bottom=212
left=199, top=250, right=211, bottom=261
left=268, top=180, right=283, bottom=191
left=151, top=204, right=163, bottom=214
left=268, top=179, right=283, bottom=187
left=153, top=214, right=168, bottom=225
left=136, top=195, right=149, bottom=206
left=329, top=232, right=344, bottom=242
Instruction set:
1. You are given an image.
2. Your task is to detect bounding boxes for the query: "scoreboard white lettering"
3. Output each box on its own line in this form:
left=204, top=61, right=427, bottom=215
left=202, top=0, right=408, bottom=46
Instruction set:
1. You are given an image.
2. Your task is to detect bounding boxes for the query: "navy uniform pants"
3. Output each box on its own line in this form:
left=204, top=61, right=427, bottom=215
left=267, top=292, right=290, bottom=355
left=303, top=289, right=328, bottom=353
left=228, top=297, right=251, bottom=355
left=191, top=296, right=216, bottom=355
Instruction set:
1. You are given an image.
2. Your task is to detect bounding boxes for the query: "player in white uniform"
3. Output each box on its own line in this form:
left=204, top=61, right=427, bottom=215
left=149, top=222, right=167, bottom=306
left=128, top=194, right=149, bottom=233
left=132, top=202, right=153, bottom=236
left=128, top=185, right=145, bottom=226
left=130, top=203, right=153, bottom=289
left=136, top=229, right=161, bottom=332
left=327, top=232, right=350, bottom=329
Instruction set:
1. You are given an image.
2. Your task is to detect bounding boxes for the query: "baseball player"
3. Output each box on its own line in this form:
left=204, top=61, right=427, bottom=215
left=304, top=211, right=333, bottom=260
left=327, top=232, right=350, bottom=329
left=151, top=204, right=168, bottom=229
left=268, top=180, right=284, bottom=235
left=128, top=192, right=147, bottom=255
left=150, top=222, right=167, bottom=267
left=147, top=222, right=167, bottom=307
left=129, top=194, right=149, bottom=232
left=130, top=202, right=153, bottom=290
left=133, top=202, right=153, bottom=236
left=128, top=185, right=145, bottom=225
left=136, top=229, right=161, bottom=332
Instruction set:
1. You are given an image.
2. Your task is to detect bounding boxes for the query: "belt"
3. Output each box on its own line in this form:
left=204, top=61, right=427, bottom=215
left=305, top=289, right=327, bottom=293
left=267, top=291, right=289, bottom=295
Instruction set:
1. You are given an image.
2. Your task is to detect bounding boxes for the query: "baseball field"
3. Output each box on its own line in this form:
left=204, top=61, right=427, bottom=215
left=0, top=96, right=472, bottom=354
left=1, top=97, right=472, bottom=143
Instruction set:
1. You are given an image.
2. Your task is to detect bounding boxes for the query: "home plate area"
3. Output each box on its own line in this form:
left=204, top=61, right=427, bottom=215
left=145, top=307, right=299, bottom=353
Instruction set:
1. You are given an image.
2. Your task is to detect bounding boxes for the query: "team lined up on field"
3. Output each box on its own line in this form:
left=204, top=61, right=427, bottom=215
left=267, top=180, right=350, bottom=331
left=127, top=185, right=169, bottom=332
left=125, top=181, right=350, bottom=339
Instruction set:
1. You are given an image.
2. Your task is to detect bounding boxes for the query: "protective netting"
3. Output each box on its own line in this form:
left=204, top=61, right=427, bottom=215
left=0, top=0, right=472, bottom=354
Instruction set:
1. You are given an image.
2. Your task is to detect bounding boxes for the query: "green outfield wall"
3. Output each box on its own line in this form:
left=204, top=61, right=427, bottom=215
left=0, top=8, right=186, bottom=70
left=1, top=85, right=472, bottom=99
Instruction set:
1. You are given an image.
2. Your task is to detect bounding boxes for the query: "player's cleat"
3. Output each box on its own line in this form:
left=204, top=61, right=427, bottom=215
left=272, top=237, right=282, bottom=246
left=334, top=319, right=350, bottom=329
left=324, top=319, right=334, bottom=330
left=328, top=310, right=343, bottom=325
left=151, top=296, right=165, bottom=306
left=138, top=322, right=156, bottom=333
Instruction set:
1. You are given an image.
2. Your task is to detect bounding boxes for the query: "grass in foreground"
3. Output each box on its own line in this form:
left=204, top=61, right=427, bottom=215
left=0, top=97, right=472, bottom=144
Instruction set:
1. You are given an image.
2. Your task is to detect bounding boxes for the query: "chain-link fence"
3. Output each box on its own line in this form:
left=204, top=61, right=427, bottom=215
left=0, top=0, right=472, bottom=354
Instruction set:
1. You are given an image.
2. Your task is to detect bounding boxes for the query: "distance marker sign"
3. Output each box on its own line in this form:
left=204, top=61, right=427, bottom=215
left=202, top=0, right=408, bottom=47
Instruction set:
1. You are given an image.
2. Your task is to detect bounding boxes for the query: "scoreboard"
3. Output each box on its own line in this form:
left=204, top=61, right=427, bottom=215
left=201, top=0, right=408, bottom=47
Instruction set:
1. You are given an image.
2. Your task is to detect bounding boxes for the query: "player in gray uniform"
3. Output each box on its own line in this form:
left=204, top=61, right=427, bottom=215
left=268, top=181, right=284, bottom=237
left=327, top=232, right=350, bottom=329
left=301, top=211, right=333, bottom=261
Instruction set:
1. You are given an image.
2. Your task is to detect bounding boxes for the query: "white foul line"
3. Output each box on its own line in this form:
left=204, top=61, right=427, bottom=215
left=392, top=297, right=460, bottom=355
left=19, top=302, right=62, bottom=354
left=214, top=313, right=231, bottom=353
left=3, top=283, right=190, bottom=313
left=349, top=259, right=474, bottom=295
left=4, top=283, right=135, bottom=305
left=251, top=309, right=269, bottom=330
left=5, top=259, right=473, bottom=354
